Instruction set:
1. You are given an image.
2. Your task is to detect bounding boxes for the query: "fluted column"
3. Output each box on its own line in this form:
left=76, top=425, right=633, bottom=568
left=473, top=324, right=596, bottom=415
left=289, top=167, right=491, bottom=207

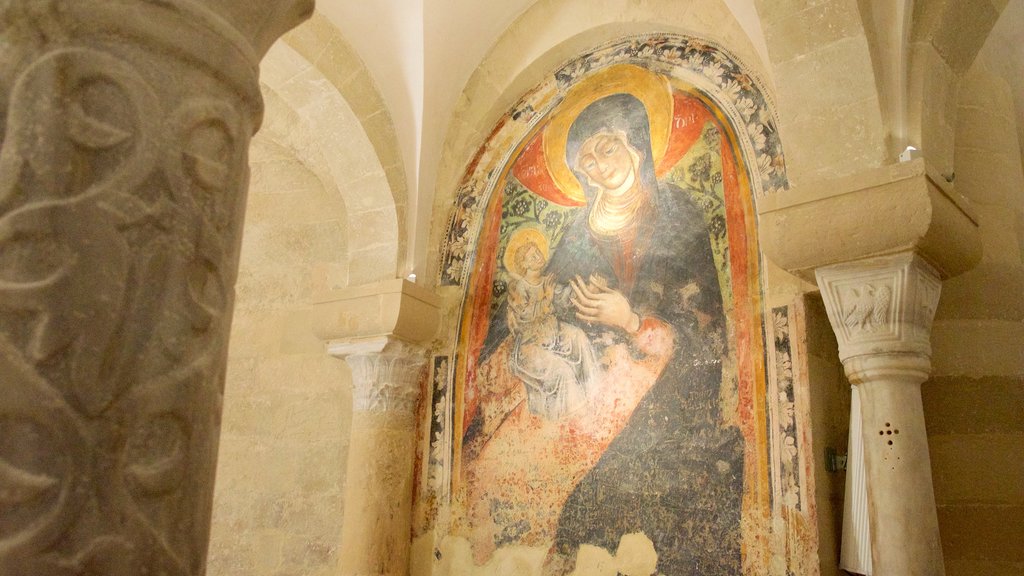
left=0, top=2, right=311, bottom=574
left=817, top=252, right=945, bottom=575
left=331, top=337, right=428, bottom=576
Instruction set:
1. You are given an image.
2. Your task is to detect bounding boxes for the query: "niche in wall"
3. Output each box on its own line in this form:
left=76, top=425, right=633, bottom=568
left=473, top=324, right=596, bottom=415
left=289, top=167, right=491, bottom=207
left=421, top=35, right=816, bottom=576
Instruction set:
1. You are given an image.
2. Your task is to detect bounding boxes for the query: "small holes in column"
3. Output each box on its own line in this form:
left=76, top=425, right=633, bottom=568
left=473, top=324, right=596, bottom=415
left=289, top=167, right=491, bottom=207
left=880, top=422, right=897, bottom=445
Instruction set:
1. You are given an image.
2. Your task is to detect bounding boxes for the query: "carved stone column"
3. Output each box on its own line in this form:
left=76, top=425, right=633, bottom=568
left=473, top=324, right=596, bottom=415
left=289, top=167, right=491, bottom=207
left=330, top=337, right=428, bottom=576
left=0, top=2, right=311, bottom=574
left=759, top=159, right=982, bottom=574
left=816, top=252, right=945, bottom=575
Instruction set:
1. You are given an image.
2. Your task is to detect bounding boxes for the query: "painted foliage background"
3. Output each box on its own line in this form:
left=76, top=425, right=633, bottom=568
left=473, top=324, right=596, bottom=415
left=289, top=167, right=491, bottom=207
left=420, top=35, right=817, bottom=576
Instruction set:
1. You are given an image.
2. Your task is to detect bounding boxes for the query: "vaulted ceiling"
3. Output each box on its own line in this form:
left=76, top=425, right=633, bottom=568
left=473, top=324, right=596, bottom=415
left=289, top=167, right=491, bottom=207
left=308, top=0, right=1022, bottom=277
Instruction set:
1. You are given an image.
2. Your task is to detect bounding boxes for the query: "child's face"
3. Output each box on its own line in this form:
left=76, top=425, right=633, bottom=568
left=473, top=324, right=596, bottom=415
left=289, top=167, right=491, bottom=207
left=521, top=243, right=546, bottom=272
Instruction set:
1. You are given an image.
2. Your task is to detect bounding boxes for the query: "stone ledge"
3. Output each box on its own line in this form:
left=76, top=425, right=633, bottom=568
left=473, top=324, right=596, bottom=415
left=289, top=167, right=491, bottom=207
left=759, top=158, right=982, bottom=282
left=310, top=278, right=441, bottom=345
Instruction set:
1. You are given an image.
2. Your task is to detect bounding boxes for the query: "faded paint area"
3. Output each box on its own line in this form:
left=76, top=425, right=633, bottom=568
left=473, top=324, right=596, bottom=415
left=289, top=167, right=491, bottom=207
left=461, top=324, right=673, bottom=561
left=432, top=533, right=658, bottom=576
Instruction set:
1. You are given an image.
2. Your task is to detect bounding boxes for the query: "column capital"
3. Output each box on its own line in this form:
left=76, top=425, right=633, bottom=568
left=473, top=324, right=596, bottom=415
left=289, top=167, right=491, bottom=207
left=314, top=278, right=441, bottom=418
left=816, top=252, right=947, bottom=574
left=329, top=337, right=428, bottom=417
left=816, top=252, right=941, bottom=376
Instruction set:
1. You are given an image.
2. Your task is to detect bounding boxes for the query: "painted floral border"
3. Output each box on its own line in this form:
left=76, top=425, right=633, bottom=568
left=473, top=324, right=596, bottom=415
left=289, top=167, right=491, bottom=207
left=771, top=305, right=805, bottom=513
left=427, top=355, right=453, bottom=492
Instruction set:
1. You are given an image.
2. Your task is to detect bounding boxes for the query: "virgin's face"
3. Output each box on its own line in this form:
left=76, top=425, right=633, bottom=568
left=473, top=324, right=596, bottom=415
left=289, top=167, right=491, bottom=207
left=575, top=131, right=638, bottom=193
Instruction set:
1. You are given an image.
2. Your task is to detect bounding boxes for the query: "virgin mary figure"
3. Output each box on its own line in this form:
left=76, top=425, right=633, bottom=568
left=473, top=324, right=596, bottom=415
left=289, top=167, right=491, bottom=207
left=459, top=65, right=745, bottom=575
left=541, top=86, right=745, bottom=575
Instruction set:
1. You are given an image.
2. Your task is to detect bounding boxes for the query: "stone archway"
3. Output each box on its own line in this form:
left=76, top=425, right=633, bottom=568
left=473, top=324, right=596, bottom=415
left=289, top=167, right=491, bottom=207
left=207, top=16, right=407, bottom=576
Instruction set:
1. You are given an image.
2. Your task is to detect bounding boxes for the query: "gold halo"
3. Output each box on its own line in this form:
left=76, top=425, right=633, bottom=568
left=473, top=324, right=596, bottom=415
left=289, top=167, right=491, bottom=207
left=503, top=227, right=549, bottom=277
left=543, top=64, right=674, bottom=204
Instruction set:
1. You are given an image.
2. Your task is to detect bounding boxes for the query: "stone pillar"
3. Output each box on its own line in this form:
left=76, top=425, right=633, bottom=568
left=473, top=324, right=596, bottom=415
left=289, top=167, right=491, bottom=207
left=331, top=337, right=428, bottom=576
left=0, top=2, right=311, bottom=574
left=816, top=252, right=945, bottom=576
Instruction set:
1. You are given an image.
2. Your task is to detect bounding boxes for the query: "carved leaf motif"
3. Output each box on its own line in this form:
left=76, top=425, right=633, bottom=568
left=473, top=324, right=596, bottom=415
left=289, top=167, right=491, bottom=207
left=184, top=227, right=227, bottom=332
left=66, top=101, right=132, bottom=150
left=72, top=536, right=136, bottom=576
left=124, top=414, right=187, bottom=497
left=0, top=205, right=76, bottom=360
left=0, top=213, right=71, bottom=287
left=0, top=337, right=90, bottom=558
left=168, top=101, right=242, bottom=236
left=0, top=456, right=57, bottom=507
left=0, top=201, right=131, bottom=413
left=184, top=151, right=229, bottom=191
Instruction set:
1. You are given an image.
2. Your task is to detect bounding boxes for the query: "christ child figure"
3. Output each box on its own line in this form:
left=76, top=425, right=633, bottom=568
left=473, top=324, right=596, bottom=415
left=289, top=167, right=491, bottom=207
left=503, top=228, right=600, bottom=420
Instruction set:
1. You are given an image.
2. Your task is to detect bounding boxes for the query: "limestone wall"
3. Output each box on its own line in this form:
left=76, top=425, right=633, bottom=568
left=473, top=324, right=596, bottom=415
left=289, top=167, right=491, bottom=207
left=206, top=15, right=407, bottom=574
left=925, top=56, right=1024, bottom=576
left=755, top=0, right=888, bottom=183
left=802, top=297, right=851, bottom=576
left=207, top=132, right=354, bottom=576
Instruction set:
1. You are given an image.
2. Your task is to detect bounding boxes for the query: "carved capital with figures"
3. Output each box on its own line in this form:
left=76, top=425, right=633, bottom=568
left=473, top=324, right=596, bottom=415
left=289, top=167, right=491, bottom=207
left=816, top=252, right=942, bottom=385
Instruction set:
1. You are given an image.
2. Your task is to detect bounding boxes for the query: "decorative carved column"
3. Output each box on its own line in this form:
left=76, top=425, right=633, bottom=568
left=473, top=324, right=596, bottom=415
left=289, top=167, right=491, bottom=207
left=0, top=2, right=311, bottom=574
left=330, top=337, right=428, bottom=576
left=759, top=159, right=982, bottom=574
left=816, top=252, right=945, bottom=575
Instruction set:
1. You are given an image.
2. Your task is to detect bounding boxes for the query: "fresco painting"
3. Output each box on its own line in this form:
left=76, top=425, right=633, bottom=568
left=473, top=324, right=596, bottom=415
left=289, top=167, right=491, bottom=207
left=445, top=62, right=771, bottom=575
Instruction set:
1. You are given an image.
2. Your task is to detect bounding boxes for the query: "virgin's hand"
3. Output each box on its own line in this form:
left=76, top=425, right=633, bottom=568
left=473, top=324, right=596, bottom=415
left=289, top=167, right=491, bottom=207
left=570, top=275, right=640, bottom=332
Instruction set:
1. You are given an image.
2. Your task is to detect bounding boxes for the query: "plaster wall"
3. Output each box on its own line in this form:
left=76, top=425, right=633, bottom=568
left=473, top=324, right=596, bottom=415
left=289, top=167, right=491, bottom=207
left=416, top=21, right=828, bottom=571
left=924, top=54, right=1024, bottom=576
